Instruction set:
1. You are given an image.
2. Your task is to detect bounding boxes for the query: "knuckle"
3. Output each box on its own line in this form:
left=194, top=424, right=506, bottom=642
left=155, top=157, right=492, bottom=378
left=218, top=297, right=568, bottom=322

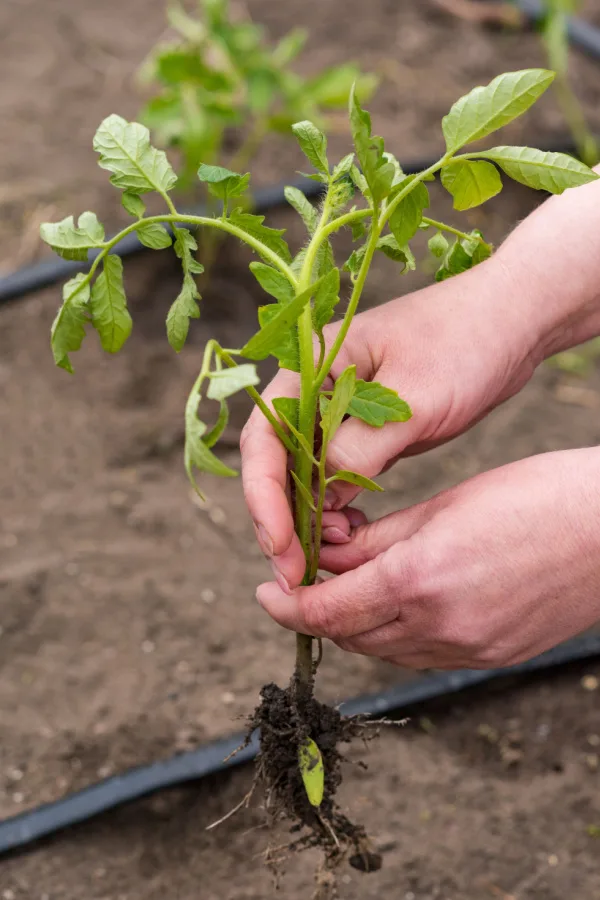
left=299, top=591, right=334, bottom=638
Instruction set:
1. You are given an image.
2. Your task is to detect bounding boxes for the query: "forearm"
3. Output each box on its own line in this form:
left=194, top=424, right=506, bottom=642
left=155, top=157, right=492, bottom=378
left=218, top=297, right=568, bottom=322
left=492, top=171, right=600, bottom=362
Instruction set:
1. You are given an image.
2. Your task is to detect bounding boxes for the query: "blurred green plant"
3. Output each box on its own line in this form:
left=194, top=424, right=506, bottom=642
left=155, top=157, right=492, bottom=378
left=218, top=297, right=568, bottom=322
left=137, top=0, right=378, bottom=188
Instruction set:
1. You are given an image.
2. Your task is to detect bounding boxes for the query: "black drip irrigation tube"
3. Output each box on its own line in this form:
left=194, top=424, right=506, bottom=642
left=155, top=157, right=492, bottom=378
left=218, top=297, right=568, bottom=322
left=0, top=633, right=599, bottom=858
left=498, top=0, right=600, bottom=60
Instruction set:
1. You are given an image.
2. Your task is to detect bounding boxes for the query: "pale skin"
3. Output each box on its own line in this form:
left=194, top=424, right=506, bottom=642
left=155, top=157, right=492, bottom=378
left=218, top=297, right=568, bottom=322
left=241, top=172, right=600, bottom=671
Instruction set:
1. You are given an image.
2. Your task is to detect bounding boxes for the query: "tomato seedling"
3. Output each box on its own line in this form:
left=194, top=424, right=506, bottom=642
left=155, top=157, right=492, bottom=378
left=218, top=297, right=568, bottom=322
left=41, top=67, right=596, bottom=875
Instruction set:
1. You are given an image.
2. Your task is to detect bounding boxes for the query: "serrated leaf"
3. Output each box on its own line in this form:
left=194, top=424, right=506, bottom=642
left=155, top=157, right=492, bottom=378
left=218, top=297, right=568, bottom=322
left=122, top=191, right=146, bottom=218
left=256, top=304, right=300, bottom=371
left=435, top=230, right=492, bottom=282
left=441, top=159, right=503, bottom=210
left=320, top=365, right=356, bottom=441
left=327, top=470, right=383, bottom=492
left=332, top=153, right=355, bottom=180
left=166, top=278, right=200, bottom=352
left=284, top=186, right=317, bottom=233
left=472, top=146, right=598, bottom=193
left=389, top=182, right=430, bottom=246
left=137, top=222, right=173, bottom=249
left=228, top=209, right=292, bottom=263
left=40, top=212, right=105, bottom=261
left=197, top=163, right=250, bottom=200
left=93, top=114, right=177, bottom=194
left=207, top=364, right=259, bottom=400
left=442, top=69, right=555, bottom=153
left=313, top=267, right=340, bottom=333
left=428, top=232, right=449, bottom=258
left=51, top=274, right=91, bottom=372
left=89, top=255, right=132, bottom=354
left=291, top=120, right=329, bottom=175
left=347, top=380, right=412, bottom=427
left=298, top=738, right=324, bottom=808
left=272, top=397, right=300, bottom=432
left=271, top=400, right=315, bottom=461
left=349, top=85, right=393, bottom=205
left=184, top=417, right=237, bottom=498
left=241, top=278, right=322, bottom=362
left=376, top=235, right=415, bottom=270
left=290, top=471, right=316, bottom=512
left=174, top=226, right=204, bottom=274
left=249, top=262, right=294, bottom=304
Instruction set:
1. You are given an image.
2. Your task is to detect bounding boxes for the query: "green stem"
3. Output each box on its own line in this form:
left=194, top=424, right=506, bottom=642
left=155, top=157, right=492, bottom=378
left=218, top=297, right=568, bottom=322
left=309, top=446, right=328, bottom=582
left=421, top=216, right=487, bottom=243
left=379, top=158, right=448, bottom=230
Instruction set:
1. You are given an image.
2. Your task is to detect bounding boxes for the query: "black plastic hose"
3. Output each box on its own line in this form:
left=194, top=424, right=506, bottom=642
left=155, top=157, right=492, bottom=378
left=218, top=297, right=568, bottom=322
left=507, top=0, right=600, bottom=59
left=0, top=632, right=598, bottom=857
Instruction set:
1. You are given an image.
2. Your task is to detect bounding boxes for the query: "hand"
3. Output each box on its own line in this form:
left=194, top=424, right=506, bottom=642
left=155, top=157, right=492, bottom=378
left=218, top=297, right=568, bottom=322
left=256, top=449, right=600, bottom=670
left=241, top=252, right=539, bottom=591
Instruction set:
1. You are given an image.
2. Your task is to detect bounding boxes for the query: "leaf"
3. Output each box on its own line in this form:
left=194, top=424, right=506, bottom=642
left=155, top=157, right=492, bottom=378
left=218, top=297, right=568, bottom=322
left=441, top=160, right=503, bottom=210
left=185, top=418, right=237, bottom=498
left=313, top=267, right=340, bottom=333
left=428, top=232, right=449, bottom=258
left=197, top=163, right=250, bottom=200
left=290, top=471, right=316, bottom=512
left=377, top=235, right=416, bottom=270
left=284, top=186, right=317, bottom=233
left=306, top=64, right=377, bottom=108
left=137, top=222, right=173, bottom=249
left=320, top=365, right=356, bottom=441
left=327, top=470, right=383, bottom=492
left=291, top=120, right=329, bottom=175
left=122, top=191, right=146, bottom=218
left=249, top=262, right=294, bottom=304
left=472, top=146, right=599, bottom=193
left=349, top=85, right=394, bottom=205
left=228, top=209, right=292, bottom=263
left=93, top=114, right=178, bottom=194
left=298, top=738, right=324, bottom=808
left=89, top=255, right=133, bottom=353
left=40, top=212, right=105, bottom=261
left=207, top=364, right=260, bottom=400
left=51, top=274, right=91, bottom=372
left=435, top=230, right=492, bottom=282
left=256, top=305, right=300, bottom=371
left=347, top=380, right=412, bottom=427
left=332, top=153, right=355, bottom=180
left=167, top=278, right=200, bottom=352
left=240, top=278, right=324, bottom=362
left=389, top=182, right=430, bottom=246
left=174, top=226, right=204, bottom=275
left=272, top=27, right=307, bottom=66
left=272, top=397, right=300, bottom=432
left=442, top=69, right=555, bottom=153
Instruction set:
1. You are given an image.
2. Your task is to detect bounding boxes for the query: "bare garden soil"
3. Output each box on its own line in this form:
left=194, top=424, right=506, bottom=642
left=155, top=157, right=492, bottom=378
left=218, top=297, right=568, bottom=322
left=1, top=0, right=600, bottom=897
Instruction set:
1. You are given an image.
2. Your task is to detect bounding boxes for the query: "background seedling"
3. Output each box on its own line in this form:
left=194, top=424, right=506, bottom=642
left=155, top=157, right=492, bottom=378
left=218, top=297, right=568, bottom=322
left=41, top=68, right=596, bottom=881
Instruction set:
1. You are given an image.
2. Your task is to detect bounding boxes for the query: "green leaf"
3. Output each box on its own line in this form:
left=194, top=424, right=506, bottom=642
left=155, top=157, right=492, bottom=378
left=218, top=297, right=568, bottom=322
left=255, top=304, right=300, bottom=371
left=435, top=230, right=492, bottom=282
left=313, top=267, right=340, bottom=333
left=290, top=471, right=316, bottom=512
left=185, top=418, right=237, bottom=498
left=166, top=278, right=200, bottom=352
left=137, top=222, right=173, bottom=249
left=291, top=120, right=329, bottom=175
left=284, top=186, right=317, bottom=233
left=377, top=235, right=415, bottom=270
left=207, top=364, right=259, bottom=400
left=471, top=146, right=599, bottom=193
left=122, top=191, right=146, bottom=218
left=272, top=397, right=300, bottom=433
left=228, top=209, right=292, bottom=263
left=347, top=379, right=412, bottom=427
left=272, top=27, right=307, bottom=66
left=349, top=85, right=394, bottom=205
left=298, top=738, right=324, bottom=808
left=89, top=255, right=133, bottom=354
left=197, top=163, right=250, bottom=200
left=332, top=153, right=355, bottom=180
left=428, top=231, right=449, bottom=258
left=306, top=64, right=377, bottom=109
left=441, top=160, right=503, bottom=210
left=93, top=114, right=178, bottom=194
left=389, top=182, right=430, bottom=246
left=327, top=470, right=383, bottom=492
left=174, top=226, right=204, bottom=275
left=241, top=279, right=320, bottom=362
left=40, top=212, right=105, bottom=261
left=442, top=69, right=555, bottom=153
left=320, top=365, right=356, bottom=441
left=51, top=274, right=91, bottom=373
left=249, top=262, right=294, bottom=304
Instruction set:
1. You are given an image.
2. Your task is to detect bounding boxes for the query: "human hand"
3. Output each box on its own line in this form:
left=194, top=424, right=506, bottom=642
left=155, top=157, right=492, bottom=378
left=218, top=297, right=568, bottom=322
left=256, top=449, right=600, bottom=670
left=241, top=252, right=538, bottom=591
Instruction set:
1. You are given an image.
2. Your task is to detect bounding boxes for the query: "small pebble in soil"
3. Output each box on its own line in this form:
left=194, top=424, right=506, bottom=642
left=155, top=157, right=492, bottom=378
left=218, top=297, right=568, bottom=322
left=12, top=792, right=24, bottom=804
left=588, top=734, right=600, bottom=747
left=585, top=754, right=599, bottom=772
left=209, top=507, right=227, bottom=525
left=221, top=691, right=235, bottom=705
left=7, top=767, right=23, bottom=782
left=141, top=640, right=155, bottom=654
left=548, top=854, right=559, bottom=866
left=3, top=890, right=15, bottom=900
left=581, top=675, right=599, bottom=692
left=201, top=588, right=216, bottom=604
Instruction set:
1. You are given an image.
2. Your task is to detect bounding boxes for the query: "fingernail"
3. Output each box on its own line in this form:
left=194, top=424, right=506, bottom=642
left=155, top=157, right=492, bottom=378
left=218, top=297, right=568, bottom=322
left=322, top=526, right=351, bottom=544
left=270, top=560, right=292, bottom=595
left=255, top=523, right=274, bottom=558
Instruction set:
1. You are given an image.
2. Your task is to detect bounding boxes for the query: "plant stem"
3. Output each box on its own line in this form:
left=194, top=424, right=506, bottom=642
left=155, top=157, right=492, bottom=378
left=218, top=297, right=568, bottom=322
left=421, top=215, right=487, bottom=243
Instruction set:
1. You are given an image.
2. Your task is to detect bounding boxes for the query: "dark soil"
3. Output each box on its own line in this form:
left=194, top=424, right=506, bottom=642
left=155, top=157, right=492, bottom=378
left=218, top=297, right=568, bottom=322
left=1, top=0, right=600, bottom=898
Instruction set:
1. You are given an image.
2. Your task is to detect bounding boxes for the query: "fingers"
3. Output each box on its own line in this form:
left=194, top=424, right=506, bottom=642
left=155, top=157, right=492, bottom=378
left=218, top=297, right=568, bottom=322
left=319, top=501, right=435, bottom=574
left=256, top=549, right=405, bottom=640
left=321, top=507, right=368, bottom=544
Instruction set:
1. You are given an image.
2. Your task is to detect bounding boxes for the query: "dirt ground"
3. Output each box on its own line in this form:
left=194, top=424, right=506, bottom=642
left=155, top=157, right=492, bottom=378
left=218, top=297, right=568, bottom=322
left=1, top=0, right=600, bottom=897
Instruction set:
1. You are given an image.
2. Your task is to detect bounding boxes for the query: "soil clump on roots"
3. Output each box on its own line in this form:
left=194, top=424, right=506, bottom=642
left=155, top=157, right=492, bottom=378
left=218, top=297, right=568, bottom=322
left=249, top=682, right=383, bottom=883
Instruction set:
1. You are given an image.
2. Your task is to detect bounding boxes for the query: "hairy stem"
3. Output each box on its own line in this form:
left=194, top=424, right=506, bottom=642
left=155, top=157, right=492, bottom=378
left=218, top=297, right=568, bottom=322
left=421, top=215, right=487, bottom=243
